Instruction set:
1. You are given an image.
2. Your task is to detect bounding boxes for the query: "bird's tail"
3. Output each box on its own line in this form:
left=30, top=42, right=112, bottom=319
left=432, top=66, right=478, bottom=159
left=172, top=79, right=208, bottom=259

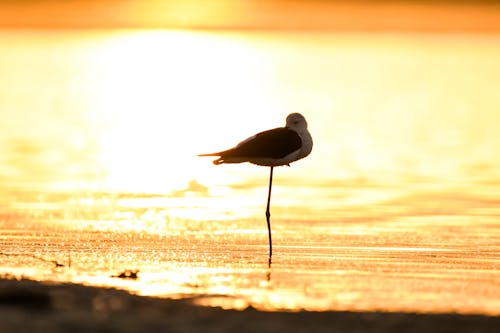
left=197, top=153, right=219, bottom=157
left=197, top=153, right=224, bottom=165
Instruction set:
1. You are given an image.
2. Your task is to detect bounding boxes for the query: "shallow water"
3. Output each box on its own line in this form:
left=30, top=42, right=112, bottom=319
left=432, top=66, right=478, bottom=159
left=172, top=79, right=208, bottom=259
left=1, top=29, right=499, bottom=314
left=1, top=185, right=499, bottom=314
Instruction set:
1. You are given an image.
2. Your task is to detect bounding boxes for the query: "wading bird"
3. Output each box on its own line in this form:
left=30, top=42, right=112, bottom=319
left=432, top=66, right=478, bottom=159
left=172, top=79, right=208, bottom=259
left=198, top=113, right=313, bottom=260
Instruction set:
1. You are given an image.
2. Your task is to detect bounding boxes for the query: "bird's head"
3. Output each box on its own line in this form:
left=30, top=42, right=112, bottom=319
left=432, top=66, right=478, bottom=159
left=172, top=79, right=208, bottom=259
left=285, top=113, right=308, bottom=131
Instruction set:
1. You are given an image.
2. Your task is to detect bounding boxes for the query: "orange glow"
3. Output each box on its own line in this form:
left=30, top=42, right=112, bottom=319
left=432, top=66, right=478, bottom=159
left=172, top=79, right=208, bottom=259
left=1, top=4, right=500, bottom=315
left=0, top=0, right=244, bottom=29
left=0, top=1, right=499, bottom=32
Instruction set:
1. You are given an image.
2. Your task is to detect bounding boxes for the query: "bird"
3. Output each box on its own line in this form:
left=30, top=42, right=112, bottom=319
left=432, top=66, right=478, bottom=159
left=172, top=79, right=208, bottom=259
left=198, top=113, right=313, bottom=261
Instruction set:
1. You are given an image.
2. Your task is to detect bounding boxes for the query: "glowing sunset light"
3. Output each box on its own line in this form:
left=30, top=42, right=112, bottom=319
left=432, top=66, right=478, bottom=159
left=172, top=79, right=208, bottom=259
left=1, top=0, right=500, bottom=319
left=83, top=30, right=283, bottom=193
left=0, top=0, right=499, bottom=32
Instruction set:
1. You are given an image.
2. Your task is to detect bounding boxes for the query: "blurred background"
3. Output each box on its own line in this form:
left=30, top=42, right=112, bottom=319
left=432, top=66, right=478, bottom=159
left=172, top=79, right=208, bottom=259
left=1, top=0, right=499, bottom=196
left=1, top=0, right=499, bottom=31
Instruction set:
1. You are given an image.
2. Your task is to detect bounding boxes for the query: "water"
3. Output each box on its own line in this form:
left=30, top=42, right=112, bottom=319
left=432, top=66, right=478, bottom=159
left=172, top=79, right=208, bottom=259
left=1, top=29, right=499, bottom=315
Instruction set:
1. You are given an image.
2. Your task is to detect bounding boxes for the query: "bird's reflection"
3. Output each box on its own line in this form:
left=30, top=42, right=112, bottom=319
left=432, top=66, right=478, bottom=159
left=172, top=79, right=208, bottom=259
left=266, top=256, right=272, bottom=283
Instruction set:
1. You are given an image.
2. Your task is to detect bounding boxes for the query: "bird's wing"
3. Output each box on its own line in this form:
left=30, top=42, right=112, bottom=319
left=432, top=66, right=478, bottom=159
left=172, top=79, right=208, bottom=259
left=222, top=127, right=302, bottom=159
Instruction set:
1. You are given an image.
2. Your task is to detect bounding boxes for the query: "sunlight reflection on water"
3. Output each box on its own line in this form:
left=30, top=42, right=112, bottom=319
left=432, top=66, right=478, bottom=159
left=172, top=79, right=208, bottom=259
left=1, top=29, right=500, bottom=314
left=1, top=186, right=499, bottom=314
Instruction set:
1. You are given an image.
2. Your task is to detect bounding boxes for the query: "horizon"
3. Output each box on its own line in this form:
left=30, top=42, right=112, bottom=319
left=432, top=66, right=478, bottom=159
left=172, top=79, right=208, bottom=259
left=0, top=0, right=499, bottom=32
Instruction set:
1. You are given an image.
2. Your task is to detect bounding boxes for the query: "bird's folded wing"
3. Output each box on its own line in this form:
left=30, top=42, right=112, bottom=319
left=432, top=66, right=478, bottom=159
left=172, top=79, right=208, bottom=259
left=226, top=127, right=302, bottom=159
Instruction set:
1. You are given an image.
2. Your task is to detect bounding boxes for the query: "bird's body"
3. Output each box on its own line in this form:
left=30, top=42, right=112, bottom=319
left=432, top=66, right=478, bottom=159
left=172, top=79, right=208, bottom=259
left=199, top=113, right=312, bottom=166
left=198, top=113, right=312, bottom=260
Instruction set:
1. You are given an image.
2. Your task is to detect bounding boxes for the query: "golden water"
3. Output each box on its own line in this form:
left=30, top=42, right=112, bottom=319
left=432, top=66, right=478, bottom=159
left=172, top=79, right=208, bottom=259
left=1, top=29, right=499, bottom=314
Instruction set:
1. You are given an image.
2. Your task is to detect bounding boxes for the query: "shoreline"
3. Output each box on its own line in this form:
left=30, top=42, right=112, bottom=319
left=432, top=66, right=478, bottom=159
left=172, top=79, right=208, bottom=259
left=1, top=277, right=498, bottom=333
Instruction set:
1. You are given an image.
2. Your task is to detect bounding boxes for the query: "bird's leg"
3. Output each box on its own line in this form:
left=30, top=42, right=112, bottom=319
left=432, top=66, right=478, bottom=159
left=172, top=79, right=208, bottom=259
left=266, top=166, right=274, bottom=260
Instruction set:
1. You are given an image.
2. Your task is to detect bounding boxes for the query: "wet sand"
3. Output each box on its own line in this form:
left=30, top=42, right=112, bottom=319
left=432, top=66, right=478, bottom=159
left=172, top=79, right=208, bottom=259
left=1, top=277, right=498, bottom=333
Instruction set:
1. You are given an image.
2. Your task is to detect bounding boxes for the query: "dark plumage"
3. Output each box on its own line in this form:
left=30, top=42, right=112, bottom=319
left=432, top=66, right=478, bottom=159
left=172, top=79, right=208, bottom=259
left=211, top=127, right=302, bottom=161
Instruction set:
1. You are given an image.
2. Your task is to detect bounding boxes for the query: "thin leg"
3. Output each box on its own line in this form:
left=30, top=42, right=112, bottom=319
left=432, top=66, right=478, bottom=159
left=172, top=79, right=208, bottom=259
left=266, top=166, right=274, bottom=259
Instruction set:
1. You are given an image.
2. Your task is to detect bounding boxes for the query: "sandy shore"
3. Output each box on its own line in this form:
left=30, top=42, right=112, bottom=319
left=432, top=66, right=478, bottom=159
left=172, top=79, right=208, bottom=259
left=0, top=277, right=498, bottom=333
